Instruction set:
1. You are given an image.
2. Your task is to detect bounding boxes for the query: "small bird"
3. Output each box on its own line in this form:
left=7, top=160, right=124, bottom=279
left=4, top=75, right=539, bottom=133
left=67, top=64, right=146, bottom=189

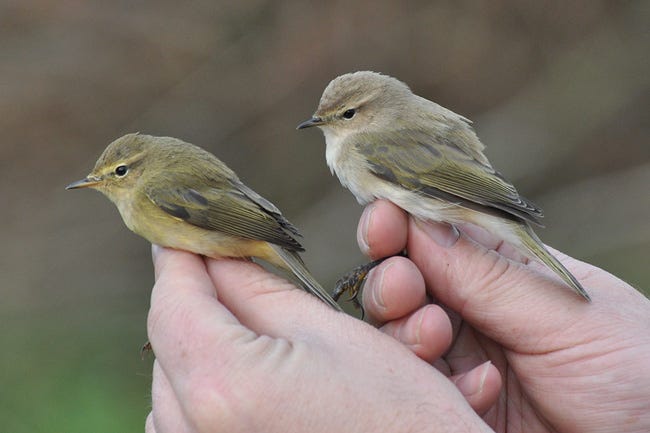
left=66, top=133, right=342, bottom=311
left=298, top=71, right=590, bottom=301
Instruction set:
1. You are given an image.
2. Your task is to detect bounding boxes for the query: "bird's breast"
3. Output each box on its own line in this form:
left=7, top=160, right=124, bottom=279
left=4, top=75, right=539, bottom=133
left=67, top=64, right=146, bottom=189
left=323, top=128, right=346, bottom=173
left=323, top=137, right=382, bottom=205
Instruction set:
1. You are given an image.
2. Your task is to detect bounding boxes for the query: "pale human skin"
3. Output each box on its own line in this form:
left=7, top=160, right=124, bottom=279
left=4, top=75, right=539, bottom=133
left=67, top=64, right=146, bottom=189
left=356, top=201, right=650, bottom=432
left=144, top=250, right=500, bottom=433
left=145, top=200, right=650, bottom=433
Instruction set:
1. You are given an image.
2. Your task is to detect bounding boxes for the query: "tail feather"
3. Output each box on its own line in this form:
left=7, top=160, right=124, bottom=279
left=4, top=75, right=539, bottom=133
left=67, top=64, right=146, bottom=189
left=271, top=245, right=343, bottom=311
left=514, top=223, right=591, bottom=301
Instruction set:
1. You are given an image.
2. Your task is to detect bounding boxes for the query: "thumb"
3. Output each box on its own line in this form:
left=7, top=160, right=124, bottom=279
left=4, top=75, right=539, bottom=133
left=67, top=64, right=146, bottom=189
left=407, top=218, right=590, bottom=351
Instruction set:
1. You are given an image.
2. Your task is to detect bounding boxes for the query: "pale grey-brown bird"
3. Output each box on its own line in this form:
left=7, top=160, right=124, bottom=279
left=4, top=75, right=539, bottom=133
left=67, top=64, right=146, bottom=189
left=298, top=71, right=589, bottom=301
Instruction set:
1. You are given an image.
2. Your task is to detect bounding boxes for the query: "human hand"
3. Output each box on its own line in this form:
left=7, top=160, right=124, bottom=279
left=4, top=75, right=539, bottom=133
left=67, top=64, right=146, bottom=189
left=357, top=200, right=650, bottom=433
left=145, top=246, right=499, bottom=433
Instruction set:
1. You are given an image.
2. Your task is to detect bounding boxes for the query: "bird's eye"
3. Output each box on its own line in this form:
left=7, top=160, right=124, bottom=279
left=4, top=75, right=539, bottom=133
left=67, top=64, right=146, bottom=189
left=114, top=165, right=128, bottom=177
left=342, top=109, right=356, bottom=119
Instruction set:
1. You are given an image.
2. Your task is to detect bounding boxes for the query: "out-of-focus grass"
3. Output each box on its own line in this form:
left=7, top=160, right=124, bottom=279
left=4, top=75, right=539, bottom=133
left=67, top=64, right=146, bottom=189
left=1, top=312, right=152, bottom=432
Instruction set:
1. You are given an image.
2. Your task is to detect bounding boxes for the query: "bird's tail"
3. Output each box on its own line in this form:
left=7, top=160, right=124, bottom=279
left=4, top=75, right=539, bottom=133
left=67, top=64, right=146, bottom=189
left=513, top=223, right=591, bottom=301
left=270, top=245, right=343, bottom=312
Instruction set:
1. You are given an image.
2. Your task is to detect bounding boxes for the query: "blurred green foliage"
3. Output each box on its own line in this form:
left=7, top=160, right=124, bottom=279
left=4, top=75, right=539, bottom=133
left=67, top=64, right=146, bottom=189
left=1, top=312, right=151, bottom=432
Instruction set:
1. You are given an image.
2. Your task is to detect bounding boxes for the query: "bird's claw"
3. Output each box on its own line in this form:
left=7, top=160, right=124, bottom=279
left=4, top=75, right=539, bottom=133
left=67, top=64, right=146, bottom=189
left=332, top=258, right=385, bottom=319
left=141, top=341, right=153, bottom=360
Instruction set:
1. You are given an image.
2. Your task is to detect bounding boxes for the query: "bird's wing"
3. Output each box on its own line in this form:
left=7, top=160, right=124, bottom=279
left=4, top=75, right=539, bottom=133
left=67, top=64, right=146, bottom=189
left=144, top=174, right=304, bottom=251
left=234, top=181, right=302, bottom=237
left=354, top=128, right=544, bottom=225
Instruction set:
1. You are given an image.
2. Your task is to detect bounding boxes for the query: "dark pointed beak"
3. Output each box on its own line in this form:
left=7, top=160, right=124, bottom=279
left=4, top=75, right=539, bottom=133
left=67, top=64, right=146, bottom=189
left=66, top=176, right=101, bottom=190
left=296, top=116, right=324, bottom=130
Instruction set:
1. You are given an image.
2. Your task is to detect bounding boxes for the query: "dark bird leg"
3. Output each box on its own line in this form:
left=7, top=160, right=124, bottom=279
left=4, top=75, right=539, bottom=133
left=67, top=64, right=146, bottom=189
left=333, top=252, right=407, bottom=318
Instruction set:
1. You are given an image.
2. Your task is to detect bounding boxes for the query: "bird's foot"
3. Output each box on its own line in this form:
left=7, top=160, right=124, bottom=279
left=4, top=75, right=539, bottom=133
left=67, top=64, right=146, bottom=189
left=141, top=341, right=153, bottom=359
left=333, top=253, right=408, bottom=319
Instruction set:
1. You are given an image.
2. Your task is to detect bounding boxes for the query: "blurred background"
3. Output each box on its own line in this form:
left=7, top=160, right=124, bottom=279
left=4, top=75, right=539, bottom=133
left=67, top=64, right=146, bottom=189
left=2, top=1, right=648, bottom=431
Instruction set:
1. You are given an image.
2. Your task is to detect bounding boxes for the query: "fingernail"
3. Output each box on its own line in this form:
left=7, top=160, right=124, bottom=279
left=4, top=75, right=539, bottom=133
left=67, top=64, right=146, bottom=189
left=366, top=262, right=390, bottom=310
left=357, top=204, right=375, bottom=255
left=412, top=306, right=427, bottom=345
left=415, top=219, right=459, bottom=248
left=455, top=360, right=491, bottom=397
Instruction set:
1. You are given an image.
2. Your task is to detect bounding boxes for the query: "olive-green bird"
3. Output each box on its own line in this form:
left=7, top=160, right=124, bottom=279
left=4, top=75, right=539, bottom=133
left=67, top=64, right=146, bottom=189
left=67, top=133, right=342, bottom=311
left=298, top=71, right=589, bottom=301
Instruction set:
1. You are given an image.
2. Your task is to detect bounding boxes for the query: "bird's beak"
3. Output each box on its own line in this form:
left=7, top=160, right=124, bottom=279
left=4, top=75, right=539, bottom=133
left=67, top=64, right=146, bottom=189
left=65, top=175, right=101, bottom=190
left=296, top=116, right=324, bottom=130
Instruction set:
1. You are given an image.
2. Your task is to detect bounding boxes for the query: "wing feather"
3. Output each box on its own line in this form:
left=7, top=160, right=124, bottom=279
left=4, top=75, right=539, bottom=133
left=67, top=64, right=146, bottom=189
left=355, top=127, right=544, bottom=225
left=145, top=174, right=304, bottom=251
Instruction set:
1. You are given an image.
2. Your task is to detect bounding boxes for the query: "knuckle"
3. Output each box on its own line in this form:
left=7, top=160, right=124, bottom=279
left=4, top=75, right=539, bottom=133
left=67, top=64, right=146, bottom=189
left=460, top=248, right=513, bottom=295
left=183, top=379, right=235, bottom=430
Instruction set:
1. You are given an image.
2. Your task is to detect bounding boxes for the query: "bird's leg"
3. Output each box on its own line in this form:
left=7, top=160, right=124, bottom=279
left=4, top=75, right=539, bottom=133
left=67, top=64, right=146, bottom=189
left=333, top=258, right=384, bottom=314
left=333, top=252, right=407, bottom=317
